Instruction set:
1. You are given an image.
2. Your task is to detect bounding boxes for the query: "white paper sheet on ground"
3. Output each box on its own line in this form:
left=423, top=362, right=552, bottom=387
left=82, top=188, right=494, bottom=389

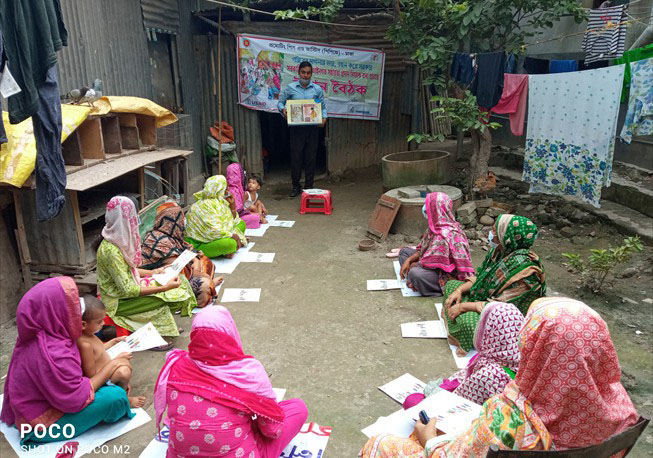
left=392, top=261, right=421, bottom=297
left=244, top=215, right=278, bottom=237
left=378, top=373, right=426, bottom=404
left=106, top=322, right=167, bottom=359
left=361, top=409, right=414, bottom=438
left=152, top=249, right=197, bottom=285
left=273, top=388, right=286, bottom=402
left=450, top=345, right=478, bottom=369
left=269, top=220, right=295, bottom=227
left=400, top=320, right=447, bottom=339
left=138, top=426, right=170, bottom=458
left=406, top=390, right=482, bottom=435
left=241, top=252, right=276, bottom=263
left=191, top=284, right=224, bottom=314
left=0, top=395, right=151, bottom=458
left=211, top=242, right=255, bottom=273
left=221, top=288, right=261, bottom=302
left=435, top=302, right=443, bottom=319
left=280, top=422, right=332, bottom=458
left=367, top=279, right=401, bottom=291
left=362, top=390, right=481, bottom=439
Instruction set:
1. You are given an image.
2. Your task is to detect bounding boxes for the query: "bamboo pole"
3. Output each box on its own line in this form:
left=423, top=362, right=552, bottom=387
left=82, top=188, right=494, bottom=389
left=217, top=7, right=223, bottom=176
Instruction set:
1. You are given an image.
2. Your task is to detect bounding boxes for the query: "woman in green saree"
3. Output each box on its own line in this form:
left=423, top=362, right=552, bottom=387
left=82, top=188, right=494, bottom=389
left=443, top=214, right=546, bottom=353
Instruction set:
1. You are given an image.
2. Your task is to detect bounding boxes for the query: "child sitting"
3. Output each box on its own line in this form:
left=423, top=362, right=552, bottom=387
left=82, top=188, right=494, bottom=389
left=245, top=176, right=268, bottom=224
left=76, top=295, right=146, bottom=408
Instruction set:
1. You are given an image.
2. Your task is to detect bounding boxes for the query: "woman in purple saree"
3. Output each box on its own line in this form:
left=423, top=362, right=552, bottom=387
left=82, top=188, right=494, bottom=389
left=1, top=277, right=134, bottom=445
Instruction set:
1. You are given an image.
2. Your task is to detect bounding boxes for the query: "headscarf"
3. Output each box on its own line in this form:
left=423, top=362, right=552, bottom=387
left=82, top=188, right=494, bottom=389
left=517, top=297, right=638, bottom=449
left=226, top=163, right=246, bottom=212
left=469, top=214, right=545, bottom=310
left=1, top=278, right=94, bottom=429
left=154, top=306, right=283, bottom=432
left=102, top=196, right=142, bottom=282
left=452, top=302, right=523, bottom=405
left=184, top=175, right=247, bottom=245
left=418, top=192, right=474, bottom=279
left=141, top=204, right=193, bottom=268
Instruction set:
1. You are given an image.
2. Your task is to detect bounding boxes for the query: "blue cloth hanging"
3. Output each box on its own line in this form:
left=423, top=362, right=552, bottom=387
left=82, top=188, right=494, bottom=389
left=549, top=60, right=579, bottom=73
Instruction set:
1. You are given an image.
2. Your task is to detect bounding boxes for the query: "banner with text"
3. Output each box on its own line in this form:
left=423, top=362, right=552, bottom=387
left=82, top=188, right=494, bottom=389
left=237, top=34, right=385, bottom=120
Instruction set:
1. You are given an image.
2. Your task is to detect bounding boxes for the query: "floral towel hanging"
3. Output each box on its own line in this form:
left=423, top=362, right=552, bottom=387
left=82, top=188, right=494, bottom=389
left=620, top=58, right=653, bottom=144
left=523, top=65, right=625, bottom=208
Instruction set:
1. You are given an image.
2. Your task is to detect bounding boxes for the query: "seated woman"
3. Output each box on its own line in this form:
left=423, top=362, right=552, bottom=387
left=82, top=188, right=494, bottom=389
left=141, top=202, right=223, bottom=307
left=399, top=192, right=474, bottom=296
left=1, top=277, right=135, bottom=445
left=226, top=162, right=260, bottom=229
left=184, top=175, right=248, bottom=259
left=97, top=196, right=197, bottom=338
left=154, top=306, right=308, bottom=458
left=361, top=297, right=639, bottom=457
left=432, top=302, right=523, bottom=405
left=444, top=214, right=546, bottom=353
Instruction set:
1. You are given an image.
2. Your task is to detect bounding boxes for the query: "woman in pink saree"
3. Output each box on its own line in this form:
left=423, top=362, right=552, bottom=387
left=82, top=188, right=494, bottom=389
left=399, top=192, right=474, bottom=296
left=154, top=306, right=307, bottom=457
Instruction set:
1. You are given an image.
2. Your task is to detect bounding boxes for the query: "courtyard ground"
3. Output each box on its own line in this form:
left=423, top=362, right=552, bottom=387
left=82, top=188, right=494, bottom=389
left=1, top=172, right=652, bottom=457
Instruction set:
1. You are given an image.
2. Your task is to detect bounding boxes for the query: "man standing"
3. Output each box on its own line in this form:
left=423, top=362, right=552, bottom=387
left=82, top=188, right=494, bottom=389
left=278, top=61, right=327, bottom=198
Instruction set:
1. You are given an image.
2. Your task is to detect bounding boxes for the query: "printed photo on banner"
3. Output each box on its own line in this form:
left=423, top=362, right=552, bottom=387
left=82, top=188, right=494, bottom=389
left=237, top=34, right=385, bottom=120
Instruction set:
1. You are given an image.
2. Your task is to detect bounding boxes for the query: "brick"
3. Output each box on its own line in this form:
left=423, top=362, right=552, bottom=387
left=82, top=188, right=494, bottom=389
left=475, top=198, right=493, bottom=208
left=397, top=188, right=421, bottom=199
left=458, top=211, right=477, bottom=225
left=485, top=206, right=504, bottom=218
left=457, top=202, right=477, bottom=218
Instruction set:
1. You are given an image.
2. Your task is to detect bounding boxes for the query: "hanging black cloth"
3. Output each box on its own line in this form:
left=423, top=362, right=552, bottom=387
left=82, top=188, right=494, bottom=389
left=471, top=51, right=506, bottom=110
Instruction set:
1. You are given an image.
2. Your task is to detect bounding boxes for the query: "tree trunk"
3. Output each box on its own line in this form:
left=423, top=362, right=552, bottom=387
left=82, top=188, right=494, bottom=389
left=469, top=127, right=492, bottom=190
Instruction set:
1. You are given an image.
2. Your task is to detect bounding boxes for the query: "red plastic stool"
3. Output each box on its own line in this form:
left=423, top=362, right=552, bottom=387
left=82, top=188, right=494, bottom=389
left=103, top=315, right=132, bottom=337
left=300, top=190, right=332, bottom=215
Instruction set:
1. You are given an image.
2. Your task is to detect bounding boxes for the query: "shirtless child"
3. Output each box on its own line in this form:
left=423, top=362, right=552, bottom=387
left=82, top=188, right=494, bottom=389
left=245, top=177, right=268, bottom=224
left=76, top=295, right=146, bottom=408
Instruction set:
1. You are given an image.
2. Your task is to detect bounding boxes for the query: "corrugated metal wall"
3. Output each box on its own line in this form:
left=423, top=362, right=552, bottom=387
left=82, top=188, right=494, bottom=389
left=57, top=0, right=153, bottom=98
left=194, top=34, right=264, bottom=176
left=141, top=0, right=181, bottom=34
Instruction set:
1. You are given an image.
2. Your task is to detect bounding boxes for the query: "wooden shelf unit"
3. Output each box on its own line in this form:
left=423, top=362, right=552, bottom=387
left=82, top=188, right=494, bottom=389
left=12, top=148, right=192, bottom=284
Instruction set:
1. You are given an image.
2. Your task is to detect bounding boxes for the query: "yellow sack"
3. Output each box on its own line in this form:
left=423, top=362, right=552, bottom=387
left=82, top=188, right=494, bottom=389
left=90, top=96, right=177, bottom=128
left=0, top=105, right=91, bottom=188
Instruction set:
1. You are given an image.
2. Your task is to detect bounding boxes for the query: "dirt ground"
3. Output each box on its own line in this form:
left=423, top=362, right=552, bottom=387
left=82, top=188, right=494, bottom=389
left=1, top=171, right=652, bottom=457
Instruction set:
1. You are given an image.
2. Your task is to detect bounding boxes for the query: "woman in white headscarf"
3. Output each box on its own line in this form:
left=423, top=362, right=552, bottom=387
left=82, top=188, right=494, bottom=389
left=96, top=196, right=197, bottom=338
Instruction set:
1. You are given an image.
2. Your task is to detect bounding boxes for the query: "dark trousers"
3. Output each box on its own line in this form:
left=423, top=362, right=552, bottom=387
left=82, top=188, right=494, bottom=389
left=33, top=65, right=66, bottom=221
left=289, top=126, right=319, bottom=189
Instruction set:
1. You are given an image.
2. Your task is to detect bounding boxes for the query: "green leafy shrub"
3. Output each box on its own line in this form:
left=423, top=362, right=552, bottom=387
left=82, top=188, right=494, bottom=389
left=562, top=236, right=644, bottom=293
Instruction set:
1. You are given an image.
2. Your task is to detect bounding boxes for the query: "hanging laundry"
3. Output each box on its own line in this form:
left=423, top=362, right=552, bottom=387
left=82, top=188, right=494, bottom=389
left=471, top=52, right=506, bottom=110
left=582, top=4, right=628, bottom=64
left=505, top=54, right=517, bottom=74
left=613, top=44, right=653, bottom=102
left=491, top=74, right=529, bottom=136
left=579, top=60, right=609, bottom=71
left=620, top=58, right=653, bottom=144
left=524, top=57, right=549, bottom=75
left=2, top=0, right=68, bottom=221
left=451, top=53, right=475, bottom=86
left=549, top=60, right=579, bottom=73
left=523, top=65, right=625, bottom=207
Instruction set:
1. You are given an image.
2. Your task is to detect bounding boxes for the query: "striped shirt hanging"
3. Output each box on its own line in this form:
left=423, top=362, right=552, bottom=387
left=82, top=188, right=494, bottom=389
left=582, top=4, right=628, bottom=64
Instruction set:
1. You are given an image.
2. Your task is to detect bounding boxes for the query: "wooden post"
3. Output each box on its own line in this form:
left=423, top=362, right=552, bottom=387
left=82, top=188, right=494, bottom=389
left=138, top=167, right=145, bottom=209
left=217, top=7, right=223, bottom=176
left=69, top=191, right=87, bottom=267
left=12, top=191, right=33, bottom=287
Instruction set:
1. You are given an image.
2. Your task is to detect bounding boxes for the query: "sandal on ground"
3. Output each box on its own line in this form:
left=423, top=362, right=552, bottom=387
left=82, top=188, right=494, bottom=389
left=149, top=342, right=174, bottom=352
